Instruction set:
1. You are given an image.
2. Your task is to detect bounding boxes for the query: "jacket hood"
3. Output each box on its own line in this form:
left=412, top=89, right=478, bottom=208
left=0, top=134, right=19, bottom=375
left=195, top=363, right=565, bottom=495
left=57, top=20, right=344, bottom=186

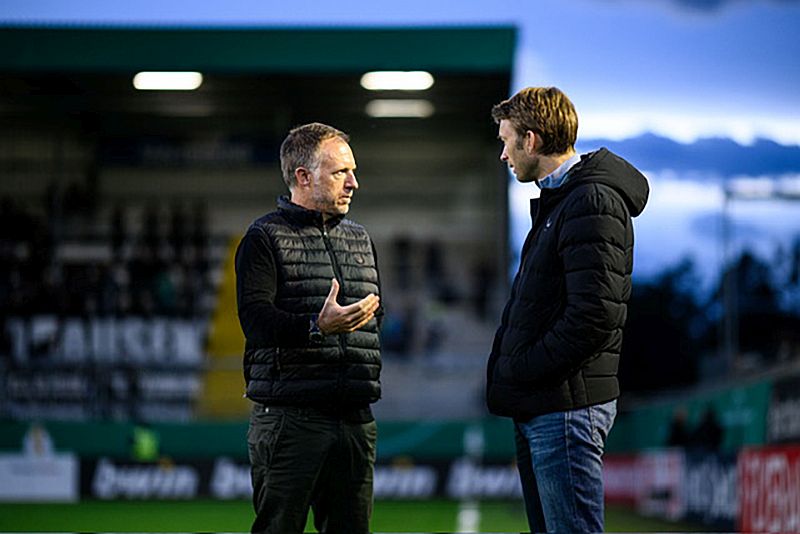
left=567, top=148, right=649, bottom=217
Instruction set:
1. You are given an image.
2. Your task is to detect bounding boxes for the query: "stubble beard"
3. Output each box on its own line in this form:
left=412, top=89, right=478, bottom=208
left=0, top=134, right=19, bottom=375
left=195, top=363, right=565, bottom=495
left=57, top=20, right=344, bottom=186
left=516, top=156, right=540, bottom=184
left=313, top=192, right=349, bottom=217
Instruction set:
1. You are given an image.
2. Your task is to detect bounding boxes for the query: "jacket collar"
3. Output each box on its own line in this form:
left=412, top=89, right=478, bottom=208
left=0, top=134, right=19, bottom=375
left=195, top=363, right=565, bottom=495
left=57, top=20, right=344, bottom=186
left=537, top=153, right=582, bottom=190
left=277, top=195, right=345, bottom=229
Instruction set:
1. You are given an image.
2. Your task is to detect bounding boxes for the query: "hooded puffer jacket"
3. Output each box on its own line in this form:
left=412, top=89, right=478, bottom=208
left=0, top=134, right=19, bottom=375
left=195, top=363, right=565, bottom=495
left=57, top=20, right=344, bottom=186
left=486, top=148, right=649, bottom=421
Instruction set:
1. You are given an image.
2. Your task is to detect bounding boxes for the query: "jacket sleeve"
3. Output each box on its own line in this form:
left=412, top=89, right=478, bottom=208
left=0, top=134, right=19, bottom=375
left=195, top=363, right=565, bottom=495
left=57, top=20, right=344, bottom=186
left=502, top=184, right=630, bottom=385
left=235, top=227, right=313, bottom=347
left=370, top=238, right=385, bottom=332
left=485, top=324, right=505, bottom=387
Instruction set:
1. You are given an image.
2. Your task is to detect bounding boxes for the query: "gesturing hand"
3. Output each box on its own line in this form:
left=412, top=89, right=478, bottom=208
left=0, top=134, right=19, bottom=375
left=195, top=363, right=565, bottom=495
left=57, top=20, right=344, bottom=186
left=316, top=278, right=380, bottom=335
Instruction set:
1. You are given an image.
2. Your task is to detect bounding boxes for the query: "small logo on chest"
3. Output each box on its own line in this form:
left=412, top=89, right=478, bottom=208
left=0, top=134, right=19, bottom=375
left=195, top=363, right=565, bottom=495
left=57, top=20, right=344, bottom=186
left=354, top=254, right=365, bottom=265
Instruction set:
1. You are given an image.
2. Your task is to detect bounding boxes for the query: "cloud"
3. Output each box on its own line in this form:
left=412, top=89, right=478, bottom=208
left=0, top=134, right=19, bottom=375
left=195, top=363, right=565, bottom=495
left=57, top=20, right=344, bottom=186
left=576, top=133, right=800, bottom=176
left=595, top=0, right=799, bottom=14
left=672, top=0, right=744, bottom=12
left=673, top=0, right=799, bottom=12
left=579, top=111, right=800, bottom=146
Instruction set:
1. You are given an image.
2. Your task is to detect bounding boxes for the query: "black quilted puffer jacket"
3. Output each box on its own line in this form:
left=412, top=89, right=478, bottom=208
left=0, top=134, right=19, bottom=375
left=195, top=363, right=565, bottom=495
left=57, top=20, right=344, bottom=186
left=486, top=148, right=649, bottom=421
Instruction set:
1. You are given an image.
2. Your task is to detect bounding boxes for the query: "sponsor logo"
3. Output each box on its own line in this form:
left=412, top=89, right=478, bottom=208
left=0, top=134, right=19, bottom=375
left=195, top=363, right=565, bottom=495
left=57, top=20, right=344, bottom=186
left=446, top=458, right=521, bottom=499
left=91, top=458, right=199, bottom=499
left=684, top=453, right=737, bottom=526
left=768, top=397, right=800, bottom=443
left=7, top=316, right=204, bottom=365
left=739, top=446, right=800, bottom=533
left=375, top=464, right=438, bottom=499
left=210, top=458, right=251, bottom=500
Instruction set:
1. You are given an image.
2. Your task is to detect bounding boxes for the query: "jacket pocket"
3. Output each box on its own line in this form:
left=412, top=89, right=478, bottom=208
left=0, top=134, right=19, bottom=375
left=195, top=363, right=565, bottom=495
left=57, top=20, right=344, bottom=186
left=247, top=408, right=285, bottom=469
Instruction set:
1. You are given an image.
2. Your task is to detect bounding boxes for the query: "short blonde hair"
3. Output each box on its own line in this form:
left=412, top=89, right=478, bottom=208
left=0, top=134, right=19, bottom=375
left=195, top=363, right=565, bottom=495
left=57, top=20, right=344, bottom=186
left=492, top=87, right=578, bottom=155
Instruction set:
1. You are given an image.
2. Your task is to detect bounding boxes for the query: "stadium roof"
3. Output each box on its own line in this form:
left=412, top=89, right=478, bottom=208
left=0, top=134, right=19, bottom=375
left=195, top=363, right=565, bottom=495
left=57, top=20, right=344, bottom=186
left=0, top=25, right=516, bottom=73
left=0, top=25, right=515, bottom=140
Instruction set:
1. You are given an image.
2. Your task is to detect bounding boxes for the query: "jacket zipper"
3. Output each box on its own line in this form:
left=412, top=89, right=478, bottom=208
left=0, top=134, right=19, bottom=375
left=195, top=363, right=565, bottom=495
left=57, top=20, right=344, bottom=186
left=321, top=226, right=347, bottom=400
left=321, top=227, right=347, bottom=353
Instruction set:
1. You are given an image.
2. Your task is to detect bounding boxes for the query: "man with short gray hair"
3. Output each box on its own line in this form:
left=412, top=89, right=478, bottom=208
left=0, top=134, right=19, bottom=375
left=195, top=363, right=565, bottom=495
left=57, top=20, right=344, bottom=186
left=236, top=122, right=383, bottom=533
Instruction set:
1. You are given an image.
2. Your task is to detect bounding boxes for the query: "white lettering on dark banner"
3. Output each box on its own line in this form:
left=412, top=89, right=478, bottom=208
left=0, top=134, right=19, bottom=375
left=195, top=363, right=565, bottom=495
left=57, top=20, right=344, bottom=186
left=138, top=373, right=201, bottom=400
left=373, top=465, right=438, bottom=499
left=446, top=458, right=522, bottom=499
left=91, top=458, right=199, bottom=499
left=684, top=454, right=737, bottom=524
left=210, top=458, right=252, bottom=499
left=768, top=398, right=800, bottom=443
left=7, top=372, right=88, bottom=400
left=7, top=317, right=204, bottom=365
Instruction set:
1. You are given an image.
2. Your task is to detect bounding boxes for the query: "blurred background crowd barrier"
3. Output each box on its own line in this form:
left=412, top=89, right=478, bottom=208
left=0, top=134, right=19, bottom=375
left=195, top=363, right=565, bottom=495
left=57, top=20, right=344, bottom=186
left=3, top=366, right=800, bottom=530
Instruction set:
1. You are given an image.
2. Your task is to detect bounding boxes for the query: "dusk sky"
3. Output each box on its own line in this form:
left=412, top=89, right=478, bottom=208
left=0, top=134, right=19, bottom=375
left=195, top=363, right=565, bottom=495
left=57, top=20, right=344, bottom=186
left=4, top=0, right=799, bottom=145
left=4, top=0, right=800, bottom=288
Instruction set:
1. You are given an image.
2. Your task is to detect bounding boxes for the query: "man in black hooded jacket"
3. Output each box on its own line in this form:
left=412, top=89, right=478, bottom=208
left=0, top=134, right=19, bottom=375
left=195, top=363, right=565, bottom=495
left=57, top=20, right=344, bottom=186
left=486, top=87, right=649, bottom=533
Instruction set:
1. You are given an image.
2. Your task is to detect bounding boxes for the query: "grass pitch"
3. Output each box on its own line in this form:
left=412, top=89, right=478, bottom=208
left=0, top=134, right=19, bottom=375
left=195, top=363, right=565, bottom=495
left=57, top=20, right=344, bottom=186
left=0, top=499, right=706, bottom=532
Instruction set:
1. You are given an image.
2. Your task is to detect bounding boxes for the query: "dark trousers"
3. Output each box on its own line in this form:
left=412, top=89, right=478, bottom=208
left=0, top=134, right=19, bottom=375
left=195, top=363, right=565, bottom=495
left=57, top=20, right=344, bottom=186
left=247, top=404, right=377, bottom=534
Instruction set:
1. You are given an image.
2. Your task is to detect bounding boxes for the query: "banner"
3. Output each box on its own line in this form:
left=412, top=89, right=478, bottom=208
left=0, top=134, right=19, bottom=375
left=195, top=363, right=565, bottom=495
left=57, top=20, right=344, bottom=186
left=5, top=316, right=205, bottom=366
left=99, top=136, right=278, bottom=167
left=2, top=316, right=205, bottom=421
left=683, top=452, right=737, bottom=530
left=604, top=454, right=638, bottom=506
left=635, top=450, right=685, bottom=521
left=79, top=457, right=521, bottom=501
left=0, top=453, right=78, bottom=502
left=607, top=379, right=771, bottom=454
left=739, top=445, right=800, bottom=533
left=605, top=449, right=736, bottom=530
left=767, top=375, right=800, bottom=443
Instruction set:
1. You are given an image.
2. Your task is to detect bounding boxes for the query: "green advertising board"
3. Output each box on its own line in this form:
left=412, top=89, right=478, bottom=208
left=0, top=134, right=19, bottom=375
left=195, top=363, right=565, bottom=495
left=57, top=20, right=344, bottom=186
left=607, top=378, right=771, bottom=453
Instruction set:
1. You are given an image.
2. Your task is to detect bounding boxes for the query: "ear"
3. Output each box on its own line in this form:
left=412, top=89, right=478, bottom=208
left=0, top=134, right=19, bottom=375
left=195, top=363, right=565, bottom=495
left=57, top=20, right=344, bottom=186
left=295, top=167, right=312, bottom=187
left=523, top=130, right=539, bottom=155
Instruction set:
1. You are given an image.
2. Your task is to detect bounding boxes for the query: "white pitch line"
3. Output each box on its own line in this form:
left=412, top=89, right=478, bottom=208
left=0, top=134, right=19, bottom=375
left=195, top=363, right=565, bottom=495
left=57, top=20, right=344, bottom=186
left=456, top=499, right=480, bottom=533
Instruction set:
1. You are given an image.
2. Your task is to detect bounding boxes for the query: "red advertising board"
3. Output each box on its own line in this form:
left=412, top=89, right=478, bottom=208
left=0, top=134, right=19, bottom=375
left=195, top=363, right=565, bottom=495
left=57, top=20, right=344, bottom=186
left=739, top=445, right=800, bottom=533
left=604, top=450, right=685, bottom=519
left=604, top=454, right=639, bottom=506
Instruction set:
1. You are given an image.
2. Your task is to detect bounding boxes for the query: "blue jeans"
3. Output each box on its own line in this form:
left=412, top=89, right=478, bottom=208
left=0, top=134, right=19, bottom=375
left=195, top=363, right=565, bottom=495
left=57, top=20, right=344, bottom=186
left=515, top=400, right=617, bottom=533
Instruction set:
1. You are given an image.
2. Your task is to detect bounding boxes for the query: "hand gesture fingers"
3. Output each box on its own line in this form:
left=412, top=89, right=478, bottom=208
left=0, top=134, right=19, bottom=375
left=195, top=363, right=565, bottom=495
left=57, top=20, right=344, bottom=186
left=341, top=294, right=379, bottom=316
left=339, top=294, right=379, bottom=329
left=317, top=279, right=380, bottom=335
left=324, top=278, right=340, bottom=305
left=349, top=311, right=376, bottom=332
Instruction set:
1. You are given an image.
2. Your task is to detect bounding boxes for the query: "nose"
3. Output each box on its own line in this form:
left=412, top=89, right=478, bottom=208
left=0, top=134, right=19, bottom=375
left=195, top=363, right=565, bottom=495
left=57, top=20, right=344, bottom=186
left=500, top=146, right=508, bottom=162
left=345, top=171, right=359, bottom=191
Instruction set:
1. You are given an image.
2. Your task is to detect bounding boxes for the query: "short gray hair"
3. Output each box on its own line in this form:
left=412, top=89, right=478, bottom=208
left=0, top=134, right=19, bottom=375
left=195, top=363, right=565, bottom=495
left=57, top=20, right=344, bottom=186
left=279, top=122, right=350, bottom=188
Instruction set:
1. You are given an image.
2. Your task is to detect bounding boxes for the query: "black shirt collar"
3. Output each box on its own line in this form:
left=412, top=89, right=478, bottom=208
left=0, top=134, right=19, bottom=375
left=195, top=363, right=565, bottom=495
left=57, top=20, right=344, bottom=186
left=277, top=195, right=345, bottom=229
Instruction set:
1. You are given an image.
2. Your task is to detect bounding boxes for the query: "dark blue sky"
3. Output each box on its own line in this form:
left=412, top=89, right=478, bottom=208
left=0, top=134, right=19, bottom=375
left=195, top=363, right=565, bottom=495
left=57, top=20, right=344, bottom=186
left=5, top=0, right=800, bottom=287
left=3, top=0, right=800, bottom=145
